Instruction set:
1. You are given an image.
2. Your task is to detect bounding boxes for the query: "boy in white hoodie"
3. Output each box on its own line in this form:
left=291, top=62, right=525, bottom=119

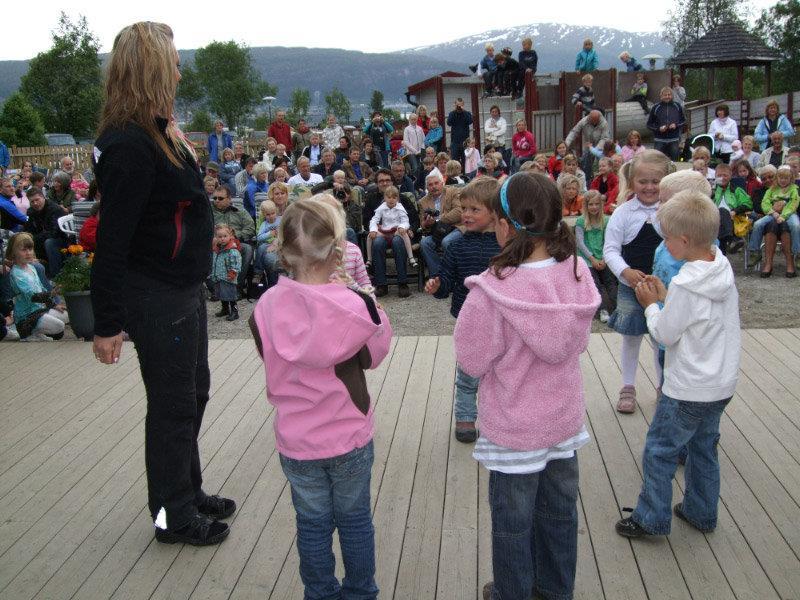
left=616, top=190, right=740, bottom=538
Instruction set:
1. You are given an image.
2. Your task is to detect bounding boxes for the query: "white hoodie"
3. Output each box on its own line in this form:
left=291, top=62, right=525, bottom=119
left=644, top=247, right=740, bottom=402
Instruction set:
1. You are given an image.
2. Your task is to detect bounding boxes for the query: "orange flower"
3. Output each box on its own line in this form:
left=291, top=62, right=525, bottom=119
left=67, top=244, right=84, bottom=255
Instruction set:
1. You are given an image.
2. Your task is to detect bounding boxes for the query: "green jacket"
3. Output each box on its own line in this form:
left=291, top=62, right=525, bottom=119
left=713, top=185, right=752, bottom=213
left=212, top=205, right=256, bottom=241
left=761, top=184, right=800, bottom=219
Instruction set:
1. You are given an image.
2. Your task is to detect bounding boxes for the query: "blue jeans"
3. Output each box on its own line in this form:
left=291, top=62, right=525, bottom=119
left=420, top=229, right=463, bottom=277
left=372, top=234, right=407, bottom=285
left=254, top=243, right=279, bottom=286
left=749, top=213, right=800, bottom=254
left=280, top=441, right=378, bottom=600
left=44, top=237, right=67, bottom=277
left=346, top=227, right=357, bottom=245
left=654, top=140, right=680, bottom=161
left=488, top=455, right=579, bottom=600
left=632, top=395, right=730, bottom=534
left=454, top=364, right=479, bottom=422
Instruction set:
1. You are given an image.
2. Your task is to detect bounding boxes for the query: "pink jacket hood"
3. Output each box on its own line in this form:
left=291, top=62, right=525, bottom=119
left=252, top=277, right=392, bottom=459
left=454, top=258, right=600, bottom=450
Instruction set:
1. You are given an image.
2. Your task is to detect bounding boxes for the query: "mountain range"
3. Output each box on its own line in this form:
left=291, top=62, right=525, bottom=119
left=0, top=23, right=672, bottom=107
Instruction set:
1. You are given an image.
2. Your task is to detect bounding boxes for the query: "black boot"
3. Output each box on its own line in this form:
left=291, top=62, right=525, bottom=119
left=215, top=301, right=229, bottom=317
left=226, top=302, right=239, bottom=321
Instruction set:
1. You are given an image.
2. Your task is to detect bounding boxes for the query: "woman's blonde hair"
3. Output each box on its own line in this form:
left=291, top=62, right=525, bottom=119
left=251, top=162, right=268, bottom=179
left=559, top=174, right=580, bottom=194
left=221, top=147, right=234, bottom=161
left=445, top=160, right=462, bottom=177
left=98, top=22, right=190, bottom=168
left=278, top=198, right=344, bottom=275
left=5, top=232, right=34, bottom=262
left=267, top=181, right=289, bottom=201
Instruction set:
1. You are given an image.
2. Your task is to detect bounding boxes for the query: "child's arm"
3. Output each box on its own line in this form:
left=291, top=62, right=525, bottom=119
left=369, top=206, right=382, bottom=232
left=640, top=282, right=701, bottom=347
left=454, top=282, right=504, bottom=378
left=603, top=209, right=640, bottom=285
left=431, top=242, right=458, bottom=299
left=781, top=187, right=800, bottom=219
left=227, top=250, right=242, bottom=280
left=256, top=221, right=269, bottom=243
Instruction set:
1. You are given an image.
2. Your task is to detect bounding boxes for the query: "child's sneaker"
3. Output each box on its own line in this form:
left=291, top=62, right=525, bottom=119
left=616, top=385, right=637, bottom=413
left=615, top=508, right=652, bottom=538
left=455, top=421, right=478, bottom=443
left=599, top=309, right=610, bottom=323
left=2, top=324, right=19, bottom=341
left=409, top=257, right=418, bottom=268
left=22, top=333, right=53, bottom=342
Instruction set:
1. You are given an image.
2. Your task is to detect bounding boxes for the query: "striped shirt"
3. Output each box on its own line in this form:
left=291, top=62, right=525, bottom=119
left=434, top=231, right=500, bottom=318
left=344, top=241, right=371, bottom=290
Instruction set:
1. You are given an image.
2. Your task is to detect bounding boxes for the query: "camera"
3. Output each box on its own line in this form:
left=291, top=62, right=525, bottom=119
left=424, top=208, right=440, bottom=218
left=334, top=188, right=347, bottom=200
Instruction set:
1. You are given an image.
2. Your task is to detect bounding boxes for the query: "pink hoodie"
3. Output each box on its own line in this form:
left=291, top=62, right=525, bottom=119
left=454, top=258, right=600, bottom=450
left=251, top=277, right=392, bottom=460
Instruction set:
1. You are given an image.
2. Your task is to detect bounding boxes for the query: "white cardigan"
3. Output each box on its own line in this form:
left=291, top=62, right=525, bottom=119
left=708, top=117, right=739, bottom=154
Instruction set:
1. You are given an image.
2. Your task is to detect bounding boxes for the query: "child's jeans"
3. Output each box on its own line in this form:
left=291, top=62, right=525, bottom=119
left=454, top=364, right=479, bottom=422
left=279, top=441, right=378, bottom=600
left=488, top=455, right=579, bottom=600
left=632, top=395, right=730, bottom=534
left=590, top=266, right=617, bottom=315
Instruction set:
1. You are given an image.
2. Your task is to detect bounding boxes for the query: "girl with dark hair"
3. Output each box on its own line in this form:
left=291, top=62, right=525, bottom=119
left=453, top=172, right=599, bottom=600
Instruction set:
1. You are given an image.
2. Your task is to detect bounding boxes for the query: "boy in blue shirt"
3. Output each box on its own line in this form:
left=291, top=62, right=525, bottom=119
left=425, top=177, right=501, bottom=443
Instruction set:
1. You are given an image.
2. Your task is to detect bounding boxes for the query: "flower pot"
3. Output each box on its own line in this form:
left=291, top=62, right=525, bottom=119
left=63, top=290, right=94, bottom=340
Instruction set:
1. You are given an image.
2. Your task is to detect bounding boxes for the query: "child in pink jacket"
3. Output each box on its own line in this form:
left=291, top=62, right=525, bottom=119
left=249, top=199, right=392, bottom=599
left=454, top=172, right=599, bottom=600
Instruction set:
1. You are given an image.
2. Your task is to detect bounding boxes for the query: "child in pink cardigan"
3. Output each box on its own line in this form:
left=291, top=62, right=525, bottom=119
left=249, top=199, right=392, bottom=598
left=454, top=172, right=599, bottom=600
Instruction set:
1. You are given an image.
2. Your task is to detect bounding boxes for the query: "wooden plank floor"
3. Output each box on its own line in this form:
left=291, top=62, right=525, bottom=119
left=1, top=331, right=799, bottom=600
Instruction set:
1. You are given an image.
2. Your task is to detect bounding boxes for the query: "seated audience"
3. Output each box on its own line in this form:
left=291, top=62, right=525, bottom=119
left=590, top=157, right=620, bottom=213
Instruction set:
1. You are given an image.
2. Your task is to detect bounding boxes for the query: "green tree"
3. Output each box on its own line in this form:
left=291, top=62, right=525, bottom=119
left=176, top=63, right=204, bottom=118
left=754, top=0, right=800, bottom=94
left=288, top=88, right=311, bottom=122
left=188, top=110, right=213, bottom=133
left=662, top=0, right=748, bottom=55
left=19, top=13, right=102, bottom=137
left=325, top=87, right=351, bottom=124
left=193, top=41, right=277, bottom=128
left=253, top=113, right=270, bottom=132
left=369, top=90, right=384, bottom=114
left=0, top=93, right=46, bottom=147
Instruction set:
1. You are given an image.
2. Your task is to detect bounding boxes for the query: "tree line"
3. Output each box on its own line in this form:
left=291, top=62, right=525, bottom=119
left=2, top=4, right=799, bottom=147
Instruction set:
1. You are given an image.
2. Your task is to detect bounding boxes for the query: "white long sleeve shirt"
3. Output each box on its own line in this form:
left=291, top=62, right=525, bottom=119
left=603, top=196, right=660, bottom=283
left=644, top=247, right=740, bottom=402
left=484, top=117, right=508, bottom=147
left=322, top=124, right=345, bottom=150
left=369, top=202, right=410, bottom=232
left=403, top=124, right=425, bottom=155
left=708, top=117, right=739, bottom=154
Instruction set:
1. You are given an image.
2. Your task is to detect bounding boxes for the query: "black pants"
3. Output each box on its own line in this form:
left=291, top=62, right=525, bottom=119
left=590, top=266, right=618, bottom=315
left=125, top=278, right=210, bottom=530
left=654, top=140, right=680, bottom=161
left=627, top=95, right=649, bottom=113
left=718, top=207, right=734, bottom=254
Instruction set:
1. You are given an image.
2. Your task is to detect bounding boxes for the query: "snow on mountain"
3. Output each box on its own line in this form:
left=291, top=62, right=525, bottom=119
left=400, top=22, right=672, bottom=72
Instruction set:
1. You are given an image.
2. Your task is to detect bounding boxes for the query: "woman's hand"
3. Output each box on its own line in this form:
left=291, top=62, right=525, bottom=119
left=622, top=267, right=646, bottom=288
left=93, top=332, right=124, bottom=364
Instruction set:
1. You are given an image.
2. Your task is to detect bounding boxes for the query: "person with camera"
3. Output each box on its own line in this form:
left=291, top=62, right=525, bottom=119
left=447, top=98, right=473, bottom=166
left=419, top=169, right=463, bottom=277
left=313, top=170, right=362, bottom=245
left=364, top=111, right=394, bottom=167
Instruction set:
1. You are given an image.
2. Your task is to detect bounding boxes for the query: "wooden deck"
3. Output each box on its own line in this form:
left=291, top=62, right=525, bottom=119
left=1, top=331, right=799, bottom=600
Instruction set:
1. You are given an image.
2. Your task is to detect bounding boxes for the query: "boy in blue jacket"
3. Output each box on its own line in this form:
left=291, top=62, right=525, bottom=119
left=575, top=39, right=598, bottom=72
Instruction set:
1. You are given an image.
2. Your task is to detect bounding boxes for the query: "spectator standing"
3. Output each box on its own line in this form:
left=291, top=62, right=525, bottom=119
left=517, top=37, right=538, bottom=97
left=0, top=139, right=9, bottom=171
left=708, top=104, right=738, bottom=163
left=647, top=87, right=685, bottom=161
left=565, top=110, right=611, bottom=177
left=211, top=186, right=255, bottom=288
left=425, top=117, right=443, bottom=154
left=484, top=105, right=508, bottom=159
left=575, top=38, right=598, bottom=72
left=402, top=113, right=425, bottom=174
left=322, top=114, right=345, bottom=149
left=207, top=120, right=232, bottom=163
left=291, top=119, right=313, bottom=163
left=268, top=111, right=293, bottom=153
left=447, top=98, right=473, bottom=165
left=364, top=112, right=394, bottom=167
left=754, top=100, right=796, bottom=149
left=671, top=75, right=686, bottom=108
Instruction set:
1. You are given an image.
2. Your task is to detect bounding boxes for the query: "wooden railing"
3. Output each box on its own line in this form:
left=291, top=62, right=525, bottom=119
left=685, top=91, right=800, bottom=142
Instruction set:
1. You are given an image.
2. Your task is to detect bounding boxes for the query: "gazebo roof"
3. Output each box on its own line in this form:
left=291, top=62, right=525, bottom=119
left=672, top=22, right=780, bottom=66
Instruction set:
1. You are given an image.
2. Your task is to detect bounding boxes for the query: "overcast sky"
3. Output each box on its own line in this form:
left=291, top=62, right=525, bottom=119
left=2, top=0, right=777, bottom=61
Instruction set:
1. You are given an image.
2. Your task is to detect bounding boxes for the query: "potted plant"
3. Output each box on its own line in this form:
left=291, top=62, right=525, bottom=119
left=53, top=245, right=94, bottom=340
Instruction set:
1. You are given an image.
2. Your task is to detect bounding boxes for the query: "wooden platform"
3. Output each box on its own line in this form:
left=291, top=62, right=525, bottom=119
left=1, top=331, right=799, bottom=600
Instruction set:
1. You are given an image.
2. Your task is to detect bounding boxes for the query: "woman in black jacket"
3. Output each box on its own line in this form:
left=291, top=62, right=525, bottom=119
left=91, top=21, right=234, bottom=546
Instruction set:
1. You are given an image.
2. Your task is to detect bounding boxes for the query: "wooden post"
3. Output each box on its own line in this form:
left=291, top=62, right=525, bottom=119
left=436, top=76, right=445, bottom=149
left=765, top=63, right=772, bottom=96
left=736, top=64, right=744, bottom=101
left=524, top=70, right=535, bottom=133
left=610, top=68, right=618, bottom=142
left=470, top=83, right=481, bottom=150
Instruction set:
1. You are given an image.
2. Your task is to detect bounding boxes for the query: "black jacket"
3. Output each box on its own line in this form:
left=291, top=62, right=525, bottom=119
left=519, top=50, right=538, bottom=73
left=446, top=109, right=473, bottom=146
left=91, top=117, right=213, bottom=336
left=24, top=200, right=63, bottom=241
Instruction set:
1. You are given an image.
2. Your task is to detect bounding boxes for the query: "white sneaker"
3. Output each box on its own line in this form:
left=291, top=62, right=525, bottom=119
left=2, top=324, right=19, bottom=341
left=21, top=333, right=53, bottom=342
left=599, top=309, right=610, bottom=323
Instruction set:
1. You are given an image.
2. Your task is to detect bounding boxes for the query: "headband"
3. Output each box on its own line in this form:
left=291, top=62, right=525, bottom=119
left=499, top=174, right=547, bottom=237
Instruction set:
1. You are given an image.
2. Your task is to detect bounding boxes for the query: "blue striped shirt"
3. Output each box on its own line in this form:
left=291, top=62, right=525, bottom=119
left=434, top=231, right=500, bottom=318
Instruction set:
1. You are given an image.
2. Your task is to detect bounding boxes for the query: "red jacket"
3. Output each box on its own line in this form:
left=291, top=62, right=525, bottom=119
left=79, top=214, right=99, bottom=251
left=268, top=121, right=293, bottom=151
left=590, top=172, right=619, bottom=214
left=548, top=155, right=564, bottom=178
left=512, top=131, right=537, bottom=158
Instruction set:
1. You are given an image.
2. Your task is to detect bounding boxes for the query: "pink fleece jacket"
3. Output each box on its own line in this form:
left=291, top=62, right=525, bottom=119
left=252, top=277, right=392, bottom=460
left=454, top=258, right=600, bottom=450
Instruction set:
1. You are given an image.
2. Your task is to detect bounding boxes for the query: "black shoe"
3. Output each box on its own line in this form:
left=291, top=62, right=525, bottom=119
left=198, top=494, right=237, bottom=519
left=786, top=270, right=797, bottom=278
left=760, top=269, right=773, bottom=278
left=673, top=503, right=714, bottom=533
left=154, top=513, right=230, bottom=546
left=615, top=509, right=652, bottom=538
left=729, top=238, right=745, bottom=254
left=226, top=305, right=239, bottom=321
left=375, top=285, right=388, bottom=298
left=214, top=303, right=229, bottom=317
left=398, top=283, right=410, bottom=298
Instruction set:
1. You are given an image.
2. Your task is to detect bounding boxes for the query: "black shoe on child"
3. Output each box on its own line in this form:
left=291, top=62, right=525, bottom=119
left=398, top=283, right=410, bottom=298
left=226, top=305, right=239, bottom=321
left=154, top=513, right=230, bottom=546
left=615, top=508, right=652, bottom=538
left=198, top=494, right=237, bottom=519
left=375, top=285, right=389, bottom=298
left=215, top=302, right=229, bottom=317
